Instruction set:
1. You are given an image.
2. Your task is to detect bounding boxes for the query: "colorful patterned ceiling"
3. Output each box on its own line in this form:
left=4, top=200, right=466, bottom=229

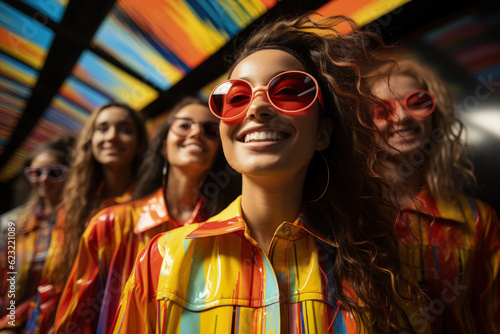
left=0, top=0, right=278, bottom=182
left=1, top=0, right=496, bottom=187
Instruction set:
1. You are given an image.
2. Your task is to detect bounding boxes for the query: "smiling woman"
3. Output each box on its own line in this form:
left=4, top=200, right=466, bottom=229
left=109, top=14, right=431, bottom=334
left=18, top=102, right=148, bottom=334
left=372, top=59, right=500, bottom=333
left=53, top=97, right=240, bottom=334
left=0, top=136, right=74, bottom=333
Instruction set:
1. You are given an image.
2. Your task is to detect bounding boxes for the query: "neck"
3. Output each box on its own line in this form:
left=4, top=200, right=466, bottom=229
left=165, top=166, right=207, bottom=223
left=382, top=156, right=426, bottom=207
left=241, top=169, right=306, bottom=252
left=101, top=165, right=133, bottom=199
left=43, top=196, right=60, bottom=216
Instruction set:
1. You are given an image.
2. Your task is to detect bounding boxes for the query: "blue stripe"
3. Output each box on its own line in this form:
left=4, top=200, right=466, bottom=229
left=433, top=245, right=440, bottom=276
left=333, top=308, right=348, bottom=334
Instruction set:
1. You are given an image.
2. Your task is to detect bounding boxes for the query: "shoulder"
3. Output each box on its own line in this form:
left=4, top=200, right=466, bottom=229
left=457, top=194, right=498, bottom=222
left=88, top=193, right=159, bottom=230
left=130, top=225, right=201, bottom=287
left=417, top=190, right=498, bottom=226
left=154, top=223, right=204, bottom=253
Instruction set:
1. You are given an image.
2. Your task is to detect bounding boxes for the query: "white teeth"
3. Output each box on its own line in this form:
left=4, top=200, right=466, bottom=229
left=244, top=131, right=284, bottom=143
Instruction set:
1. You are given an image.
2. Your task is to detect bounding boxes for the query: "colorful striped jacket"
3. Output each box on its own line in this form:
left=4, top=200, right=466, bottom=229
left=396, top=189, right=500, bottom=333
left=0, top=208, right=63, bottom=330
left=111, top=196, right=427, bottom=334
left=54, top=187, right=204, bottom=334
left=23, top=189, right=134, bottom=334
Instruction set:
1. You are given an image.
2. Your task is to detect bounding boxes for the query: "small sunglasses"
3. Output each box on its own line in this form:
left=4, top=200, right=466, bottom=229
left=168, top=117, right=220, bottom=139
left=24, top=164, right=70, bottom=183
left=373, top=90, right=436, bottom=121
left=209, top=70, right=324, bottom=122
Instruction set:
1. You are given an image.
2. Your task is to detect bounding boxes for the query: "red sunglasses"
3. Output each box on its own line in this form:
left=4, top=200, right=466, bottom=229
left=373, top=90, right=436, bottom=121
left=209, top=70, right=324, bottom=122
left=24, top=164, right=69, bottom=183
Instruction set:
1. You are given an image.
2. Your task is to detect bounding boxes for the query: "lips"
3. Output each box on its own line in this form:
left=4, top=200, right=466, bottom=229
left=101, top=146, right=122, bottom=154
left=182, top=140, right=206, bottom=152
left=390, top=126, right=420, bottom=139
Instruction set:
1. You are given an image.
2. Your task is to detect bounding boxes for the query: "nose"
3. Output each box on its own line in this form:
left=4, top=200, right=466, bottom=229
left=38, top=171, right=48, bottom=183
left=187, top=123, right=203, bottom=139
left=245, top=90, right=276, bottom=120
left=390, top=102, right=411, bottom=123
left=105, top=126, right=117, bottom=141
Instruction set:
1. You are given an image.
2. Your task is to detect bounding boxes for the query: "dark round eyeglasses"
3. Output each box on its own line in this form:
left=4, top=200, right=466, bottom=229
left=168, top=117, right=220, bottom=139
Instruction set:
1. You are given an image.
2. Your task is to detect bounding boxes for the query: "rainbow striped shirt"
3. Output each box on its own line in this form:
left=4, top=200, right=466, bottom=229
left=397, top=189, right=500, bottom=333
left=112, top=196, right=426, bottom=333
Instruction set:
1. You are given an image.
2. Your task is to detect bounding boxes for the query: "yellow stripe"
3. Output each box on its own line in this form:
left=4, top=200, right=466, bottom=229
left=351, top=0, right=411, bottom=27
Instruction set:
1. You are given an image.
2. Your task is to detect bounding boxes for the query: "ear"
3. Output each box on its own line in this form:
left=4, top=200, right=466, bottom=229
left=315, top=118, right=332, bottom=151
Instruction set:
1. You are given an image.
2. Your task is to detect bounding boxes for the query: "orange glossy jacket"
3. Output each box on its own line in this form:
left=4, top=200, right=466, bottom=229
left=54, top=187, right=205, bottom=334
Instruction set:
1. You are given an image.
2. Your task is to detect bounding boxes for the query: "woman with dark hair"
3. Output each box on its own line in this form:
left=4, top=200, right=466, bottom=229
left=54, top=97, right=240, bottom=334
left=21, top=102, right=148, bottom=334
left=110, top=15, right=430, bottom=334
left=371, top=59, right=500, bottom=333
left=0, top=136, right=74, bottom=332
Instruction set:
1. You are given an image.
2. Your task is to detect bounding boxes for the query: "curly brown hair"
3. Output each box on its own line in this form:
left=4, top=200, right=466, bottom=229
left=230, top=15, right=427, bottom=333
left=56, top=102, right=148, bottom=285
left=384, top=60, right=476, bottom=198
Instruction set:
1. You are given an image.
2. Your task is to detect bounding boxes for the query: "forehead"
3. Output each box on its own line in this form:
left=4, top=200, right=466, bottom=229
left=95, top=106, right=134, bottom=124
left=175, top=103, right=215, bottom=121
left=31, top=151, right=59, bottom=167
left=372, top=75, right=421, bottom=98
left=230, top=49, right=305, bottom=83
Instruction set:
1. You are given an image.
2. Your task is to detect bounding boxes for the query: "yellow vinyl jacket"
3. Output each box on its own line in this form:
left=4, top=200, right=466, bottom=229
left=55, top=187, right=204, bottom=334
left=111, top=196, right=427, bottom=334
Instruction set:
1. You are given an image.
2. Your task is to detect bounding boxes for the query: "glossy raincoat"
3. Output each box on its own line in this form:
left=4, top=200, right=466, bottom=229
left=111, top=196, right=427, bottom=334
left=0, top=208, right=64, bottom=331
left=397, top=188, right=500, bottom=333
left=54, top=187, right=205, bottom=334
left=19, top=190, right=133, bottom=334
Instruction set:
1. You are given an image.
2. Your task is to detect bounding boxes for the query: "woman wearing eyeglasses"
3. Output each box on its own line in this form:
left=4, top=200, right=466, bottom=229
left=371, top=59, right=500, bottom=333
left=110, top=16, right=430, bottom=334
left=0, top=136, right=74, bottom=332
left=54, top=97, right=240, bottom=334
left=17, top=102, right=148, bottom=334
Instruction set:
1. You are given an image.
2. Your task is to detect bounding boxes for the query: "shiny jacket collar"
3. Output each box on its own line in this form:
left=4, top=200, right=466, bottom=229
left=134, top=187, right=203, bottom=234
left=186, top=196, right=338, bottom=247
left=402, top=188, right=471, bottom=224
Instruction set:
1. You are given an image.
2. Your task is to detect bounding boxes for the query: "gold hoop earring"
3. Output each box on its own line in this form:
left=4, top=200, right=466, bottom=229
left=308, top=151, right=330, bottom=203
left=162, top=161, right=168, bottom=189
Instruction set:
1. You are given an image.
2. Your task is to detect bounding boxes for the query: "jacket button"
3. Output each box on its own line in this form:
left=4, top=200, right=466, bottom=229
left=283, top=226, right=291, bottom=235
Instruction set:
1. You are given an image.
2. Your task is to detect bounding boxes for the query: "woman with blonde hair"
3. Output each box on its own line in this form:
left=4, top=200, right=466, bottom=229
left=111, top=15, right=430, bottom=334
left=23, top=102, right=148, bottom=333
left=371, top=59, right=500, bottom=333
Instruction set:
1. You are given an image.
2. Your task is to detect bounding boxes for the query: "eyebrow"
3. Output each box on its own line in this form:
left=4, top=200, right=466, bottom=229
left=94, top=120, right=136, bottom=129
left=236, top=70, right=288, bottom=84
